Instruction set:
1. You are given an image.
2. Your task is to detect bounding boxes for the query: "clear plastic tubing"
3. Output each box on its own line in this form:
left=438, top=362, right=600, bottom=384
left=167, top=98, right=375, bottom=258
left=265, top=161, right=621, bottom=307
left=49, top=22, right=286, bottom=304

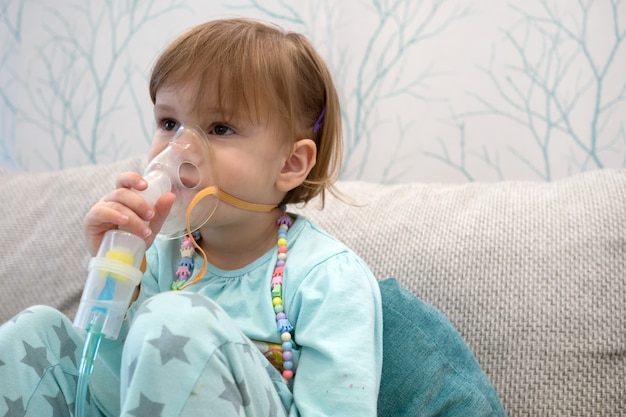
left=73, top=170, right=171, bottom=417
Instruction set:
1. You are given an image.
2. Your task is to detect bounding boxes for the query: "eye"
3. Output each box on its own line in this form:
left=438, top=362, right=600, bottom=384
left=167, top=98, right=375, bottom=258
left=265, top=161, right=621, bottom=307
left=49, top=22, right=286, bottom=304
left=162, top=119, right=179, bottom=132
left=209, top=124, right=235, bottom=136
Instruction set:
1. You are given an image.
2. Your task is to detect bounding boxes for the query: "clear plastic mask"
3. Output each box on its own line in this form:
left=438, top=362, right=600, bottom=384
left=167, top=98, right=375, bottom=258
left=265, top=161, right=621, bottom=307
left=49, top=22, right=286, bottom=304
left=140, top=124, right=219, bottom=239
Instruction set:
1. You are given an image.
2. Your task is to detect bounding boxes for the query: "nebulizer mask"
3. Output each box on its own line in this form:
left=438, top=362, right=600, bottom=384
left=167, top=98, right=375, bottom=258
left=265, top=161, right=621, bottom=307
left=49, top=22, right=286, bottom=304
left=141, top=124, right=220, bottom=239
left=74, top=124, right=219, bottom=338
left=72, top=124, right=221, bottom=417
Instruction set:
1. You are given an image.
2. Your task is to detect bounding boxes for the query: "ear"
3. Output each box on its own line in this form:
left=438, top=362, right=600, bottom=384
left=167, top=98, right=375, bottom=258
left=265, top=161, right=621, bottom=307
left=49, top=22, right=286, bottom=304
left=276, top=139, right=317, bottom=192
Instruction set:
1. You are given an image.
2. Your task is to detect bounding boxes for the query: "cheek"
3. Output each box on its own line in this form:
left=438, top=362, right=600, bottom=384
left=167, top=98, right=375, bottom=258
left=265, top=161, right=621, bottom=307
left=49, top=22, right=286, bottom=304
left=213, top=159, right=255, bottom=192
left=214, top=162, right=243, bottom=186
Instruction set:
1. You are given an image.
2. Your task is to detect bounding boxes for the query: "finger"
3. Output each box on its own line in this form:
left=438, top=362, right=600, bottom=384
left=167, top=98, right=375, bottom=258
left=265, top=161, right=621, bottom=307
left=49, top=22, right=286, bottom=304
left=115, top=171, right=148, bottom=191
left=86, top=202, right=152, bottom=239
left=147, top=192, right=176, bottom=235
left=83, top=204, right=132, bottom=255
left=84, top=204, right=130, bottom=230
left=103, top=187, right=155, bottom=223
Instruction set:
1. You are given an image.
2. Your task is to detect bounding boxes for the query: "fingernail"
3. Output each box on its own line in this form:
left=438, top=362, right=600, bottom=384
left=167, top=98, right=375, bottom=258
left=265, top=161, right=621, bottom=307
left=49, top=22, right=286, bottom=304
left=146, top=210, right=155, bottom=220
left=142, top=227, right=152, bottom=238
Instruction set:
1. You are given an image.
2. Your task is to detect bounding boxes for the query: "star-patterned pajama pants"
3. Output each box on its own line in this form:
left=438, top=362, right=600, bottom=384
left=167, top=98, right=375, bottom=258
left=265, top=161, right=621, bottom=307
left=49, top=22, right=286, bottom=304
left=0, top=292, right=292, bottom=417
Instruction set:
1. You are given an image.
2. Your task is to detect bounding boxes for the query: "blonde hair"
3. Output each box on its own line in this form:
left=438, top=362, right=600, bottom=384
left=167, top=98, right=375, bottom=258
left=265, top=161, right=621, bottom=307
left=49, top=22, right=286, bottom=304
left=149, top=18, right=342, bottom=207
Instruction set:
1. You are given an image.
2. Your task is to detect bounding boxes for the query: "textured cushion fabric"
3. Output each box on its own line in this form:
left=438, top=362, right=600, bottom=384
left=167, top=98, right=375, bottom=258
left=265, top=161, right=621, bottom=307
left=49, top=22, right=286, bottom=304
left=0, top=158, right=624, bottom=416
left=0, top=157, right=145, bottom=321
left=294, top=169, right=626, bottom=416
left=377, top=278, right=505, bottom=416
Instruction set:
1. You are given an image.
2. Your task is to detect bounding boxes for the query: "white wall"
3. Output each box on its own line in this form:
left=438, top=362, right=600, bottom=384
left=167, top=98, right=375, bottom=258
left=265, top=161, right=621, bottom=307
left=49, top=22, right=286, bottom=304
left=1, top=0, right=624, bottom=183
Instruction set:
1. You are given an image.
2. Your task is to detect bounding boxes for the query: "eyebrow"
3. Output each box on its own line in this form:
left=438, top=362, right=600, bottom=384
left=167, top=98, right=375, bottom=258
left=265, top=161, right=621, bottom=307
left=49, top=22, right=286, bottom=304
left=153, top=103, right=235, bottom=116
left=153, top=103, right=175, bottom=112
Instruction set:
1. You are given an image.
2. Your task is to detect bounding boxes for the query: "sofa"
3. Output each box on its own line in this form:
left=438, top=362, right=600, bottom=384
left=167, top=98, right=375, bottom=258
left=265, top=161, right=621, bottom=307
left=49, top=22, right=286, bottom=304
left=1, top=156, right=624, bottom=416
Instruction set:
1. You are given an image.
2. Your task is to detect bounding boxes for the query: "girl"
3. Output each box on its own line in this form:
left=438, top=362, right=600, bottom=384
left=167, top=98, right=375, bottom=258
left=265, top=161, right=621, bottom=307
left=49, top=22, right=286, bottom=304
left=0, top=18, right=382, bottom=416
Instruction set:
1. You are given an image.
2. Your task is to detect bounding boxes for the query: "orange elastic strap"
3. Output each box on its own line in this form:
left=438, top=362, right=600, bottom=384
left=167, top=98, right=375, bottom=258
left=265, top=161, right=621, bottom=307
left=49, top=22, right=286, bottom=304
left=216, top=189, right=277, bottom=213
left=177, top=187, right=277, bottom=290
left=178, top=186, right=217, bottom=290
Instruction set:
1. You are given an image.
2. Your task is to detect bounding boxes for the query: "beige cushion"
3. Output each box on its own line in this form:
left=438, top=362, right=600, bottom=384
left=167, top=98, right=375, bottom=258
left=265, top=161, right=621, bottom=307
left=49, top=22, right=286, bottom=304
left=1, top=157, right=624, bottom=416
left=294, top=170, right=626, bottom=416
left=0, top=157, right=144, bottom=321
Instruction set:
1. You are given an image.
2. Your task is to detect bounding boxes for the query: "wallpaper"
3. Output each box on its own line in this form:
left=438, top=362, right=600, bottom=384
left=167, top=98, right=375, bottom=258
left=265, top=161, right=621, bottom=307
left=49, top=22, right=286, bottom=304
left=1, top=0, right=624, bottom=183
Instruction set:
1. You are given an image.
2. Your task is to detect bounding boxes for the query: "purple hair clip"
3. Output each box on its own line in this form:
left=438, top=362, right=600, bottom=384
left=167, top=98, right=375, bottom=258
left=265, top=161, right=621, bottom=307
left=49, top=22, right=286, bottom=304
left=313, top=106, right=326, bottom=134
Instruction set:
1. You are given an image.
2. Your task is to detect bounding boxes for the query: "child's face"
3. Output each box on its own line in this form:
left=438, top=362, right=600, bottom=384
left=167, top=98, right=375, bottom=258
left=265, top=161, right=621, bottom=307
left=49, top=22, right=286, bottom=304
left=149, top=81, right=292, bottom=213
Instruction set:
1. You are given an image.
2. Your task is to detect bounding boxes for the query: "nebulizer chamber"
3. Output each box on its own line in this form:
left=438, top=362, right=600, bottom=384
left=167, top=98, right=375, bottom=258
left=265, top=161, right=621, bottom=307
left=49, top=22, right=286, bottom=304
left=74, top=124, right=218, bottom=339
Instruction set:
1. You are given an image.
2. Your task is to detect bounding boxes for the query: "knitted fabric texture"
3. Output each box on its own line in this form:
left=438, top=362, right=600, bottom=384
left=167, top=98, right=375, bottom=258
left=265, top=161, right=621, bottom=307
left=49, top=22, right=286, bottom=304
left=1, top=157, right=624, bottom=416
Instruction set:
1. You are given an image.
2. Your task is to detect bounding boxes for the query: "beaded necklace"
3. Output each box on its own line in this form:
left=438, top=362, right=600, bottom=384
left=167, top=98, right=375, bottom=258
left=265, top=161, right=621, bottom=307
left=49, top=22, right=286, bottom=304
left=170, top=207, right=295, bottom=380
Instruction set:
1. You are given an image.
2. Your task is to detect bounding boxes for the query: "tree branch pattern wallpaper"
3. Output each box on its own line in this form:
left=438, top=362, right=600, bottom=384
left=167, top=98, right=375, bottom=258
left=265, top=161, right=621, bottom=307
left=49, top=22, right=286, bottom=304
left=1, top=0, right=624, bottom=183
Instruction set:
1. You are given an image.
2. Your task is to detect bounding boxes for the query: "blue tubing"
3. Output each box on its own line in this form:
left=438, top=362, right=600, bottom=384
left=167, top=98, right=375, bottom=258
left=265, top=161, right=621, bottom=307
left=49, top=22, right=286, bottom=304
left=75, top=312, right=105, bottom=417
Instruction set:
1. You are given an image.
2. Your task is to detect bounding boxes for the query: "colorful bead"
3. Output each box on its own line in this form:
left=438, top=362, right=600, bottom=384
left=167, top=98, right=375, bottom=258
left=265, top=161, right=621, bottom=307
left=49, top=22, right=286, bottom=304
left=273, top=209, right=295, bottom=381
left=172, top=209, right=297, bottom=381
left=271, top=275, right=283, bottom=287
left=171, top=236, right=196, bottom=290
left=271, top=285, right=282, bottom=297
left=277, top=318, right=293, bottom=333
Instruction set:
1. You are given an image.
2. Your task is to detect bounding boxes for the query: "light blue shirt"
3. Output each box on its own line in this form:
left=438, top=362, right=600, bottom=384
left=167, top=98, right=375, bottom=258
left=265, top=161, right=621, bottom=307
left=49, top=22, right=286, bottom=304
left=135, top=214, right=383, bottom=416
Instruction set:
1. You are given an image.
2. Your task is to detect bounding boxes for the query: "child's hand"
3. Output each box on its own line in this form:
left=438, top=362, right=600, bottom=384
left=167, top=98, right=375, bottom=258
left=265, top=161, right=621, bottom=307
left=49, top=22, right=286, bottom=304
left=83, top=171, right=176, bottom=256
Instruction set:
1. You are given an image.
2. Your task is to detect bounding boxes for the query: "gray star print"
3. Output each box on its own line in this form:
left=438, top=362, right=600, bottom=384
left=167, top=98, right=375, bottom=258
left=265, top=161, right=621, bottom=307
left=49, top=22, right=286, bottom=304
left=20, top=341, right=51, bottom=378
left=147, top=325, right=190, bottom=365
left=266, top=388, right=279, bottom=417
left=11, top=309, right=33, bottom=324
left=218, top=375, right=250, bottom=414
left=127, top=356, right=138, bottom=387
left=237, top=377, right=251, bottom=408
left=241, top=343, right=255, bottom=361
left=178, top=292, right=221, bottom=317
left=44, top=391, right=69, bottom=417
left=127, top=393, right=165, bottom=417
left=2, top=396, right=25, bottom=417
left=53, top=320, right=78, bottom=367
left=133, top=302, right=153, bottom=322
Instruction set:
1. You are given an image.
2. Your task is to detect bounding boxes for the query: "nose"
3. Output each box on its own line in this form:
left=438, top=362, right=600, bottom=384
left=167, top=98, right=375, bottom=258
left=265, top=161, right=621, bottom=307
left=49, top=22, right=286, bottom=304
left=172, top=124, right=205, bottom=147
